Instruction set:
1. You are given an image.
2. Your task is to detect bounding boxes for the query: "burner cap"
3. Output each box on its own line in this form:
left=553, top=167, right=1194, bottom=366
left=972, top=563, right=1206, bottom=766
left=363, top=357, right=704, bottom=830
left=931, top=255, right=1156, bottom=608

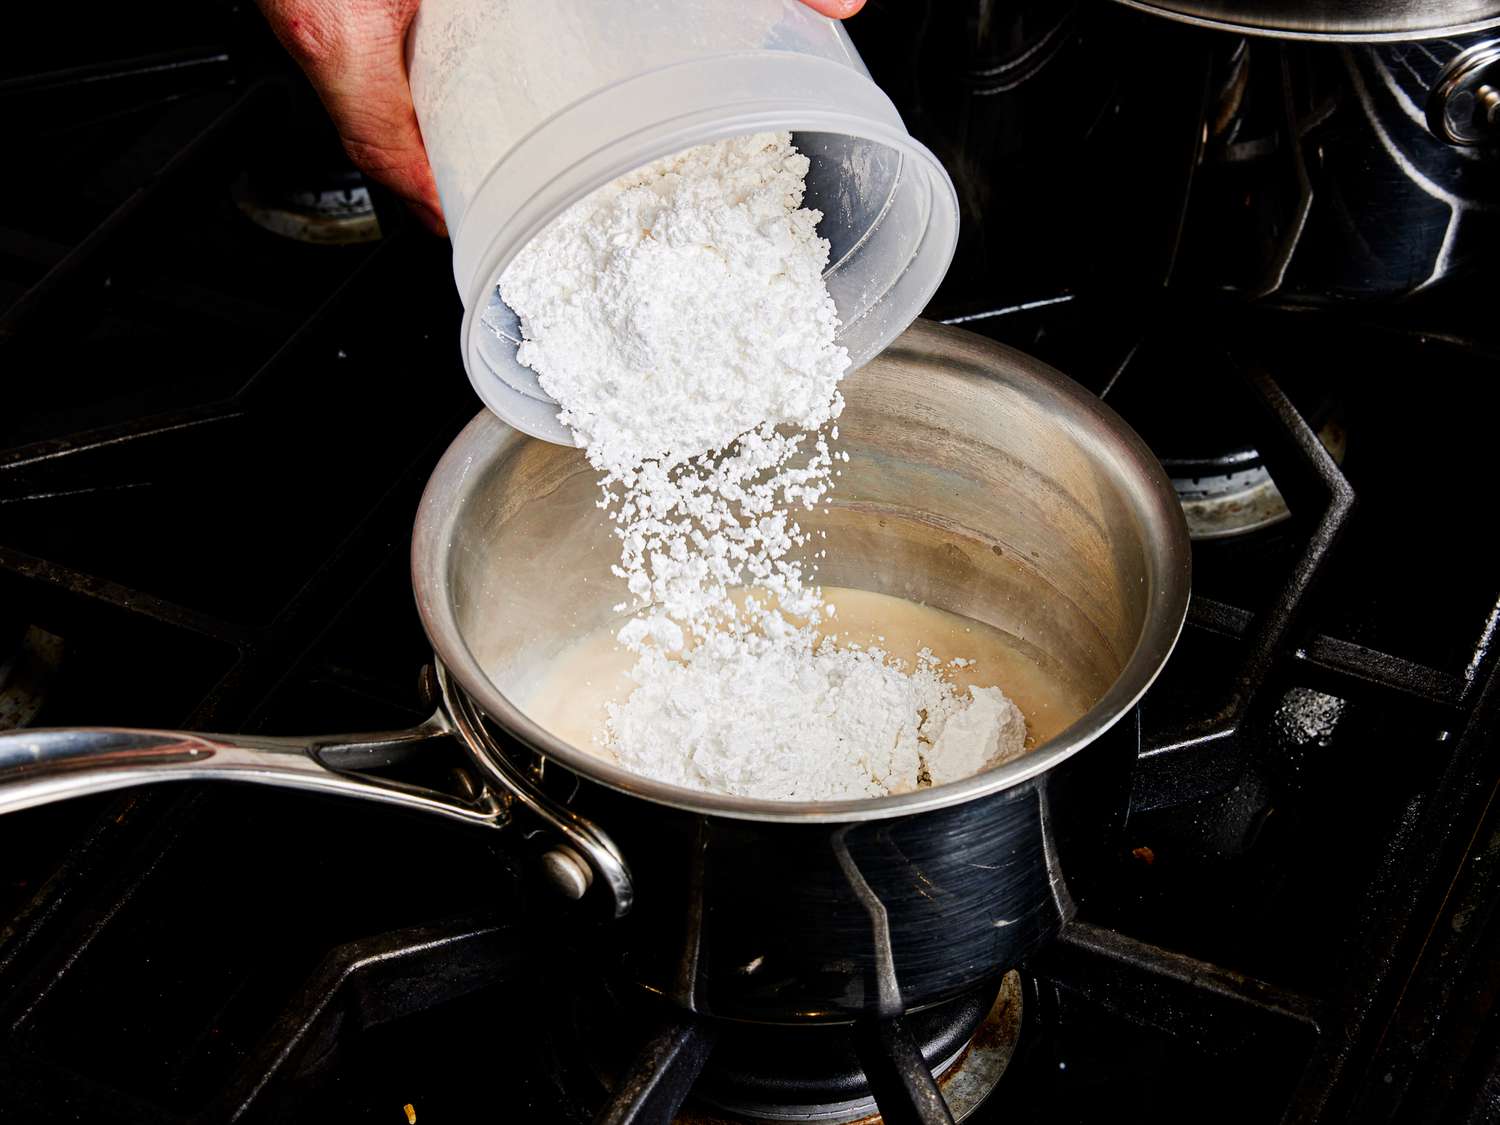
left=557, top=972, right=1023, bottom=1124
left=232, top=170, right=380, bottom=245
left=693, top=974, right=1023, bottom=1123
left=1103, top=337, right=1348, bottom=539
left=693, top=987, right=991, bottom=1122
left=1172, top=416, right=1346, bottom=539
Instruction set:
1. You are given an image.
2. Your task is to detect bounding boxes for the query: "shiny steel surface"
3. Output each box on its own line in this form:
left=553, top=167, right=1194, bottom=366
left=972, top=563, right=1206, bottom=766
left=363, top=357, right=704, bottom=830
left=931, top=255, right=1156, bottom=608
left=552, top=704, right=1141, bottom=1018
left=0, top=718, right=504, bottom=826
left=904, top=9, right=1498, bottom=307
left=1427, top=38, right=1500, bottom=143
left=539, top=845, right=594, bottom=899
left=1176, top=31, right=1500, bottom=302
left=1111, top=0, right=1500, bottom=41
left=439, top=659, right=634, bottom=917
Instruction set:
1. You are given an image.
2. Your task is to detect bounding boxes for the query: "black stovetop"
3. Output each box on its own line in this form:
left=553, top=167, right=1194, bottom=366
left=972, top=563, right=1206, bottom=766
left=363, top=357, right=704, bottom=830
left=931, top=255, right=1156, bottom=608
left=2, top=4, right=1498, bottom=1124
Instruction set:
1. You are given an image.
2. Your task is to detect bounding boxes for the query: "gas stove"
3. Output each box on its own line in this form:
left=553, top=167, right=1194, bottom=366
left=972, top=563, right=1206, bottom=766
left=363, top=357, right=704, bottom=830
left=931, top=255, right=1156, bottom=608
left=3, top=3, right=1498, bottom=1123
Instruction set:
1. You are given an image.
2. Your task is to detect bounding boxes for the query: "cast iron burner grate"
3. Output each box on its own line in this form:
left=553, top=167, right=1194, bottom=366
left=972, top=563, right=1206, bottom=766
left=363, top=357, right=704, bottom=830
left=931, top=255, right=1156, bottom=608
left=4, top=7, right=1500, bottom=1124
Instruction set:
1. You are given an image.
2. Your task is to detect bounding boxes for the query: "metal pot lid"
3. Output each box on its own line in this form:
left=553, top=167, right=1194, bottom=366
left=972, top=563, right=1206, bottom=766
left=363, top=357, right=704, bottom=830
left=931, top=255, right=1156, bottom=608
left=1109, top=0, right=1500, bottom=41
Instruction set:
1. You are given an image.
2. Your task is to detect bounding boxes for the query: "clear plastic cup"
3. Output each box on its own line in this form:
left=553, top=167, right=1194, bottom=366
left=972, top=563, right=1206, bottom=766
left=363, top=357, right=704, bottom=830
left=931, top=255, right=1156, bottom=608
left=408, top=0, right=960, bottom=444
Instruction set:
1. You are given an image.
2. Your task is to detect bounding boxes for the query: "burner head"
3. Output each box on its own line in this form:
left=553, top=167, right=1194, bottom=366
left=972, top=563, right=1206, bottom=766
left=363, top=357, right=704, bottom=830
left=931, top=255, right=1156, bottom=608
left=1170, top=415, right=1347, bottom=540
left=1105, top=341, right=1348, bottom=539
left=559, top=973, right=1022, bottom=1123
left=232, top=169, right=380, bottom=245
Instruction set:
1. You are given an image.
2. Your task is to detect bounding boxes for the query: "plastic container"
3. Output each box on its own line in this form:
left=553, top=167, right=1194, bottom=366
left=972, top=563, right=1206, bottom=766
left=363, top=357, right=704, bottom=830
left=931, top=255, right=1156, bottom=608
left=408, top=0, right=960, bottom=444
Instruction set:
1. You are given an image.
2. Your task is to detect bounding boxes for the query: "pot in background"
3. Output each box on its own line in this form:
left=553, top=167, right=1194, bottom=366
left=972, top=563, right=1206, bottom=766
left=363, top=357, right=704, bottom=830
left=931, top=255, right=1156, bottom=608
left=875, top=5, right=1498, bottom=312
left=1172, top=29, right=1500, bottom=303
left=1106, top=0, right=1500, bottom=41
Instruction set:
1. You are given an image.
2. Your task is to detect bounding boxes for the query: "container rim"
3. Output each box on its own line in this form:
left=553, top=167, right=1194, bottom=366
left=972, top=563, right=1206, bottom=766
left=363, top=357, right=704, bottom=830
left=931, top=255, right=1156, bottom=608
left=451, top=49, right=960, bottom=443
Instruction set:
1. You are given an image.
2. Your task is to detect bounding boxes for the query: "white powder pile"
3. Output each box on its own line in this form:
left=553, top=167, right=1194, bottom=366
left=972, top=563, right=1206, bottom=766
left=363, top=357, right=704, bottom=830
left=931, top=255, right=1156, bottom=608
left=607, top=635, right=1027, bottom=801
left=499, top=132, right=1026, bottom=800
left=500, top=132, right=849, bottom=469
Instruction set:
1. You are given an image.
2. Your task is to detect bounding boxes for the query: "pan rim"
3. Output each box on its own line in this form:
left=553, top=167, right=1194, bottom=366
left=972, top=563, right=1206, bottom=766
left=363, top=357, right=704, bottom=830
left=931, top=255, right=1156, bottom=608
left=411, top=320, right=1191, bottom=824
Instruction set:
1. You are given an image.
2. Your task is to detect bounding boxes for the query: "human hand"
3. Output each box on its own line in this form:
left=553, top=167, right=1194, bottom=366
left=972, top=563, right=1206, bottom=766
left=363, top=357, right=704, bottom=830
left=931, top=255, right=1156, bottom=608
left=257, top=0, right=867, bottom=238
left=799, top=1, right=867, bottom=14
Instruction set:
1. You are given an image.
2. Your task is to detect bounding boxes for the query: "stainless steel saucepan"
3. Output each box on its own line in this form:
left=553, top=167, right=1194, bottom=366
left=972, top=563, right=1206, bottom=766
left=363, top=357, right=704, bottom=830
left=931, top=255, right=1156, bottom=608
left=0, top=320, right=1190, bottom=1021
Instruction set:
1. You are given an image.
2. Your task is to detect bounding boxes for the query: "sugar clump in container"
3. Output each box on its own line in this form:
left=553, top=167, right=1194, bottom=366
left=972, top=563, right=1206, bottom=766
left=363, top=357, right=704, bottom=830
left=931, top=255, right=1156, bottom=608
left=499, top=132, right=1027, bottom=800
left=500, top=132, right=848, bottom=469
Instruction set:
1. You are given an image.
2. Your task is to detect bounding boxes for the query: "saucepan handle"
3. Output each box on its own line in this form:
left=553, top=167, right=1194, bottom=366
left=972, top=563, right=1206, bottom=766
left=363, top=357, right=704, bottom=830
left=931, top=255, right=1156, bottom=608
left=437, top=663, right=635, bottom=919
left=0, top=715, right=506, bottom=828
left=0, top=674, right=633, bottom=919
left=438, top=666, right=639, bottom=918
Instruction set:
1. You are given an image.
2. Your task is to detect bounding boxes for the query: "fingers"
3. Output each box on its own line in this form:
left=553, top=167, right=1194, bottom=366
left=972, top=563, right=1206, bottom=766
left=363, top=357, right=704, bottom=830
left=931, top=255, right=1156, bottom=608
left=801, top=0, right=868, bottom=17
left=257, top=0, right=447, bottom=236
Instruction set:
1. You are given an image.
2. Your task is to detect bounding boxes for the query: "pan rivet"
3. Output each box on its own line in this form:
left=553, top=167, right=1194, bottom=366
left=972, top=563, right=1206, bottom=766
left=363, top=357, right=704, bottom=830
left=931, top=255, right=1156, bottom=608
left=540, top=845, right=593, bottom=899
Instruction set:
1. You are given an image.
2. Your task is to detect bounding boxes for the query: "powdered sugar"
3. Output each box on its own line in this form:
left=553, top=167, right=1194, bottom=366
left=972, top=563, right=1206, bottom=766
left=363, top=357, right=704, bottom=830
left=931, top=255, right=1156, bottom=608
left=498, top=132, right=1027, bottom=799
left=927, top=686, right=1029, bottom=788
left=607, top=423, right=834, bottom=648
left=500, top=132, right=849, bottom=470
left=606, top=635, right=1026, bottom=801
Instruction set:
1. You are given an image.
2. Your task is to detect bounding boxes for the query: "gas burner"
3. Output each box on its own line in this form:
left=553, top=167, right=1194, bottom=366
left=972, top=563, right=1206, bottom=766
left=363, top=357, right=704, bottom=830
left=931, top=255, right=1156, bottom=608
left=556, top=974, right=1022, bottom=1122
left=1099, top=337, right=1348, bottom=540
left=232, top=169, right=381, bottom=244
left=1172, top=415, right=1347, bottom=539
